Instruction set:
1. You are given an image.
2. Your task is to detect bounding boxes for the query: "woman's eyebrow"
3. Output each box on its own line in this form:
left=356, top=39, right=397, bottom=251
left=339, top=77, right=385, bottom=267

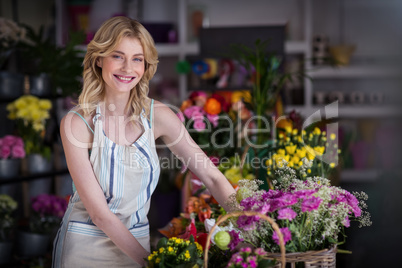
left=113, top=50, right=144, bottom=56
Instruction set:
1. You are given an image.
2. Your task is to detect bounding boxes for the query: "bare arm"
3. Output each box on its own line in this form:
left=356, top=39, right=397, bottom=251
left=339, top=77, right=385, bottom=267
left=61, top=112, right=148, bottom=266
left=153, top=101, right=236, bottom=211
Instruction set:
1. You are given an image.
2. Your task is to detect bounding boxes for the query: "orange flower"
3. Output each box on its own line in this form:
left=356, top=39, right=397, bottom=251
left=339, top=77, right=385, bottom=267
left=180, top=99, right=193, bottom=111
left=197, top=198, right=212, bottom=223
left=185, top=196, right=201, bottom=214
left=158, top=217, right=186, bottom=238
left=204, top=97, right=221, bottom=115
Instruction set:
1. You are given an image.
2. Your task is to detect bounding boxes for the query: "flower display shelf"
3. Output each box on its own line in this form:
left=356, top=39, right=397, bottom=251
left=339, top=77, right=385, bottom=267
left=204, top=211, right=286, bottom=268
left=267, top=245, right=337, bottom=268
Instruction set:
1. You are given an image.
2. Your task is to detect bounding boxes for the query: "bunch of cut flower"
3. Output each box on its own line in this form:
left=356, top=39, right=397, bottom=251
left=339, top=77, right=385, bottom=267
left=266, top=124, right=340, bottom=183
left=146, top=235, right=204, bottom=268
left=7, top=95, right=53, bottom=158
left=29, top=194, right=68, bottom=234
left=227, top=247, right=276, bottom=268
left=222, top=160, right=371, bottom=255
left=177, top=90, right=235, bottom=158
left=0, top=135, right=25, bottom=159
left=217, top=155, right=255, bottom=187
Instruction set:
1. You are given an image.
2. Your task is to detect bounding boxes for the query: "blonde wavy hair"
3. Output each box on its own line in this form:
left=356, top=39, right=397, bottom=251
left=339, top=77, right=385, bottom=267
left=78, top=16, right=158, bottom=121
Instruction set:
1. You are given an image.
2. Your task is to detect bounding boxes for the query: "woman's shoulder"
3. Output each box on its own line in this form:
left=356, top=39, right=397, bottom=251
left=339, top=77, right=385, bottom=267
left=61, top=105, right=95, bottom=135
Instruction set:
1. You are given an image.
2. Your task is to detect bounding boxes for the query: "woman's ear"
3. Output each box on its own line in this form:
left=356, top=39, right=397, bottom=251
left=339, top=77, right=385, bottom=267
left=96, top=59, right=102, bottom=68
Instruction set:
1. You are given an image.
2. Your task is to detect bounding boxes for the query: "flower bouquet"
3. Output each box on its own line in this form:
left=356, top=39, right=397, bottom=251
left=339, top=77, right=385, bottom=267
left=177, top=90, right=235, bottom=158
left=7, top=95, right=52, bottom=159
left=0, top=135, right=26, bottom=160
left=265, top=125, right=340, bottom=183
left=0, top=194, right=18, bottom=241
left=220, top=162, right=371, bottom=267
left=29, top=194, right=67, bottom=235
left=146, top=235, right=204, bottom=268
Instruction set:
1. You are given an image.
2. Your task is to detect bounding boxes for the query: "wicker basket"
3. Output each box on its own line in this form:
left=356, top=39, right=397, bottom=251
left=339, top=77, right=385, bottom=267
left=203, top=211, right=286, bottom=268
left=267, top=245, right=337, bottom=268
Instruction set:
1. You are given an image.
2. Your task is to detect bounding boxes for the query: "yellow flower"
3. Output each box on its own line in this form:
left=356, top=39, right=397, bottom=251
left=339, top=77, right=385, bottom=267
left=296, top=148, right=306, bottom=158
left=38, top=99, right=52, bottom=110
left=285, top=126, right=292, bottom=134
left=168, top=246, right=174, bottom=252
left=313, top=127, right=321, bottom=135
left=155, top=257, right=161, bottom=264
left=31, top=109, right=42, bottom=121
left=159, top=247, right=165, bottom=253
left=184, top=250, right=190, bottom=260
left=330, top=163, right=336, bottom=168
left=291, top=155, right=300, bottom=165
left=8, top=112, right=16, bottom=120
left=277, top=149, right=285, bottom=156
left=265, top=158, right=273, bottom=166
left=314, top=146, right=325, bottom=156
left=285, top=144, right=297, bottom=155
left=330, top=133, right=336, bottom=140
left=33, top=121, right=45, bottom=132
left=306, top=146, right=316, bottom=160
left=307, top=169, right=311, bottom=173
left=278, top=133, right=284, bottom=140
left=6, top=102, right=14, bottom=111
left=245, top=174, right=255, bottom=180
left=16, top=108, right=29, bottom=119
left=14, top=98, right=27, bottom=110
left=292, top=129, right=298, bottom=135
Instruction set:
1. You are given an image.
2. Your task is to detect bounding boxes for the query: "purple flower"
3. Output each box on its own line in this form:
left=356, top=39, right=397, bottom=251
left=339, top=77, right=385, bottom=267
left=293, top=189, right=317, bottom=199
left=343, top=216, right=350, bottom=227
left=301, top=196, right=322, bottom=212
left=272, top=227, right=292, bottom=245
left=240, top=247, right=252, bottom=253
left=228, top=230, right=244, bottom=251
left=247, top=256, right=257, bottom=268
left=277, top=208, right=297, bottom=221
left=344, top=192, right=361, bottom=217
left=237, top=215, right=258, bottom=231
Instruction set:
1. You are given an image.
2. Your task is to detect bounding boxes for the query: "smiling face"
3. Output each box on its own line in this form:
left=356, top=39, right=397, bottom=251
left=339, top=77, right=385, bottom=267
left=98, top=36, right=145, bottom=95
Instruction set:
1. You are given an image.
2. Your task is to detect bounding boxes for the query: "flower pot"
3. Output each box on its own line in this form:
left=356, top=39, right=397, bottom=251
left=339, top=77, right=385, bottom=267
left=0, top=158, right=21, bottom=197
left=27, top=154, right=52, bottom=198
left=329, top=45, right=356, bottom=66
left=0, top=71, right=24, bottom=99
left=16, top=230, right=50, bottom=258
left=0, top=241, right=14, bottom=265
left=29, top=73, right=52, bottom=97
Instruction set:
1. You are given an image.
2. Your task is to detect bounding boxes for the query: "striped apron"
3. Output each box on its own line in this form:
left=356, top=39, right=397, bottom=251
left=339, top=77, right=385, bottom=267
left=52, top=101, right=160, bottom=267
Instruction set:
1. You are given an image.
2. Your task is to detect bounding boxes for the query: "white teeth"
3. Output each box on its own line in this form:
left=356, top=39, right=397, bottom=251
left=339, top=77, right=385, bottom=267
left=117, top=76, right=132, bottom=81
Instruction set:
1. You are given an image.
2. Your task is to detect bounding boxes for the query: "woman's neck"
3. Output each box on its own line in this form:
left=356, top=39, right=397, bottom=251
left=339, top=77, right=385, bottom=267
left=103, top=92, right=131, bottom=117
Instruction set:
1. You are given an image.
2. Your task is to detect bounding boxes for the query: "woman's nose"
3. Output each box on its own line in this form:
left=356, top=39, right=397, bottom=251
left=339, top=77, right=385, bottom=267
left=122, top=59, right=133, bottom=73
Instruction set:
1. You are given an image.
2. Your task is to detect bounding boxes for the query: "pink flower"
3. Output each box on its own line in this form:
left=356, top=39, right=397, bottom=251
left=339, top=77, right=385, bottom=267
left=15, top=137, right=24, bottom=146
left=11, top=145, right=25, bottom=158
left=207, top=114, right=219, bottom=127
left=343, top=216, right=350, bottom=227
left=209, top=156, right=220, bottom=166
left=0, top=146, right=11, bottom=159
left=183, top=106, right=202, bottom=119
left=193, top=119, right=206, bottom=131
left=176, top=112, right=185, bottom=123
left=301, top=196, right=322, bottom=212
left=2, top=135, right=17, bottom=147
left=272, top=227, right=292, bottom=245
left=277, top=207, right=297, bottom=221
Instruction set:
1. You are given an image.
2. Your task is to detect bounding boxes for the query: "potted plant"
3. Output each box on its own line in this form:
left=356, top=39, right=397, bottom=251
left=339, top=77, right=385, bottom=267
left=20, top=24, right=85, bottom=98
left=0, top=17, right=32, bottom=99
left=0, top=194, right=18, bottom=265
left=16, top=194, right=67, bottom=258
left=6, top=95, right=53, bottom=197
left=0, top=135, right=26, bottom=178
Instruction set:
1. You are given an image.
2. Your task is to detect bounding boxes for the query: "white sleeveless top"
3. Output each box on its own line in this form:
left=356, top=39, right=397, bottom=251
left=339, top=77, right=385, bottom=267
left=52, top=101, right=160, bottom=267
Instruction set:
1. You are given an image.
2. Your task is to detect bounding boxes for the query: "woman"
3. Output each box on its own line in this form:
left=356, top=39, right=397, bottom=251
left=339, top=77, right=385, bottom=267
left=52, top=16, right=235, bottom=267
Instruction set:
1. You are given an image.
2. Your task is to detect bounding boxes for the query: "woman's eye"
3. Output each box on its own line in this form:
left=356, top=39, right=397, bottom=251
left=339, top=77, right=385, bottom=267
left=112, top=55, right=123, bottom=59
left=133, top=58, right=143, bottom=62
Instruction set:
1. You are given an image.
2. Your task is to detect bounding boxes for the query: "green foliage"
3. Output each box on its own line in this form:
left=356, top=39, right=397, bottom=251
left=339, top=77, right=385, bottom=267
left=21, top=24, right=85, bottom=97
